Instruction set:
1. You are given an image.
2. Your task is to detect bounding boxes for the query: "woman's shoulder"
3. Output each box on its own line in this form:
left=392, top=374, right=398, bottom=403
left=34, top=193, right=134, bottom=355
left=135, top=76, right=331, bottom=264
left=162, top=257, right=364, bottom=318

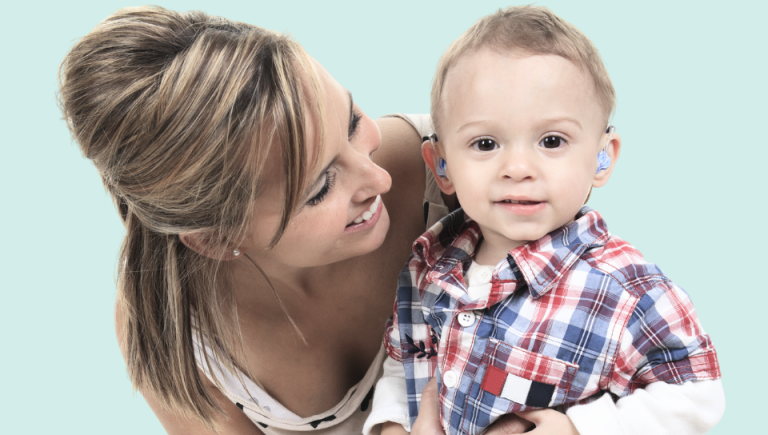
left=373, top=114, right=428, bottom=225
left=373, top=114, right=430, bottom=186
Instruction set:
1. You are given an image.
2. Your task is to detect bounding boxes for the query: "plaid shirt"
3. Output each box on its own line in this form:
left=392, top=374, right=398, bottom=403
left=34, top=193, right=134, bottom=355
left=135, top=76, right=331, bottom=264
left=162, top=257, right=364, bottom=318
left=384, top=207, right=720, bottom=435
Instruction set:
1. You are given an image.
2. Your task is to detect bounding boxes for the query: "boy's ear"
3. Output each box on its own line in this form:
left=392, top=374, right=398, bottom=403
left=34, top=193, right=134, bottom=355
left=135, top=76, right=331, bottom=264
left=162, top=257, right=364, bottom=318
left=179, top=230, right=246, bottom=261
left=592, top=132, right=621, bottom=188
left=421, top=140, right=456, bottom=195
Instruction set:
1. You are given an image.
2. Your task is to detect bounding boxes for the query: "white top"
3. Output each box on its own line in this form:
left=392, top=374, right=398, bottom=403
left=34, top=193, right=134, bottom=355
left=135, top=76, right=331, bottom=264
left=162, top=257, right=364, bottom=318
left=193, top=330, right=385, bottom=434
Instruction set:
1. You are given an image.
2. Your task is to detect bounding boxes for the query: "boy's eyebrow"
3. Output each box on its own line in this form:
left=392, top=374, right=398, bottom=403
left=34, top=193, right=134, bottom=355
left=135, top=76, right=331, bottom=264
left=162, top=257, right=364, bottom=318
left=541, top=116, right=583, bottom=130
left=455, top=117, right=583, bottom=134
left=455, top=120, right=488, bottom=135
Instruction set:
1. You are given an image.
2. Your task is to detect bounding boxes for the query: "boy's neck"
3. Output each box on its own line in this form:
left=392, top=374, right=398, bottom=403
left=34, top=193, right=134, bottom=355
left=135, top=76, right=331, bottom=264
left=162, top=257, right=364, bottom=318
left=473, top=216, right=580, bottom=267
left=473, top=236, right=525, bottom=267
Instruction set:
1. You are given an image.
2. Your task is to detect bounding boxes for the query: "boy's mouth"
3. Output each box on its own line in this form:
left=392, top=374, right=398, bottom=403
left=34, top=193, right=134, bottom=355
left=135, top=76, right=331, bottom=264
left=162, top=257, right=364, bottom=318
left=499, top=199, right=540, bottom=205
left=495, top=198, right=547, bottom=216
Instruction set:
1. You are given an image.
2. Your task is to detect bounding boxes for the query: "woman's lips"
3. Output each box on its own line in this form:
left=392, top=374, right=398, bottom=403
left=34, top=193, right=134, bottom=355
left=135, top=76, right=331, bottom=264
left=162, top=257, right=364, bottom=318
left=495, top=199, right=546, bottom=216
left=344, top=195, right=383, bottom=233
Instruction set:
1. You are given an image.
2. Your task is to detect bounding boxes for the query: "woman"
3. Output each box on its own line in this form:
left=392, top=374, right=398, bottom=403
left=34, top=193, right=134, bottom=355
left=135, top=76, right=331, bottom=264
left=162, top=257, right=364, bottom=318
left=59, top=6, right=559, bottom=434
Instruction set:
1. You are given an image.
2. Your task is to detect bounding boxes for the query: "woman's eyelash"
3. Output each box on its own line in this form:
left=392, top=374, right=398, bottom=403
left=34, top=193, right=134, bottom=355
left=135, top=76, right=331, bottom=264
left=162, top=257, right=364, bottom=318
left=307, top=171, right=336, bottom=206
left=348, top=110, right=362, bottom=139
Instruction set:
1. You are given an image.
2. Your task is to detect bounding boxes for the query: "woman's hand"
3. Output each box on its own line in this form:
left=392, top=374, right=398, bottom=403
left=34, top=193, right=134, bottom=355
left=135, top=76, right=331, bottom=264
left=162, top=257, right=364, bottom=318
left=516, top=409, right=581, bottom=435
left=410, top=378, right=534, bottom=435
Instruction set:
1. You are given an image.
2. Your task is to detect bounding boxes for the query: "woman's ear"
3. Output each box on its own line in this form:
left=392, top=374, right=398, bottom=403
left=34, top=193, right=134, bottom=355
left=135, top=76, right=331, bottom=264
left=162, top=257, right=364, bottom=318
left=593, top=132, right=621, bottom=188
left=178, top=230, right=244, bottom=261
left=421, top=140, right=456, bottom=195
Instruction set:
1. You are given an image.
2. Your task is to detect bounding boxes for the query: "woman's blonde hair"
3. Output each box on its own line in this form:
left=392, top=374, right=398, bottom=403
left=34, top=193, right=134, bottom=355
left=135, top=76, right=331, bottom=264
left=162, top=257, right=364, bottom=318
left=431, top=5, right=615, bottom=134
left=59, top=6, right=323, bottom=427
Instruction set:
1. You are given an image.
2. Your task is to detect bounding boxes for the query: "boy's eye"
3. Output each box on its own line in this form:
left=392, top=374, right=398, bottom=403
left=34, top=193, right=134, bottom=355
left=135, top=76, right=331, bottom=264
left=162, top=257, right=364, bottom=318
left=540, top=136, right=565, bottom=149
left=471, top=138, right=499, bottom=152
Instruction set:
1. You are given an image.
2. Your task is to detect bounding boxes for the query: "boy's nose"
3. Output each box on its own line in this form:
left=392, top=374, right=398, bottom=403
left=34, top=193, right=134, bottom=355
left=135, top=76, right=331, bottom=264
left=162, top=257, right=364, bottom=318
left=500, top=148, right=537, bottom=182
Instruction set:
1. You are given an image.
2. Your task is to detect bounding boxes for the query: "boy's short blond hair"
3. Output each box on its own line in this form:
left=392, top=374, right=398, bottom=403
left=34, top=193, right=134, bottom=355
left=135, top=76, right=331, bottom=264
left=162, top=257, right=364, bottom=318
left=431, top=5, right=615, bottom=134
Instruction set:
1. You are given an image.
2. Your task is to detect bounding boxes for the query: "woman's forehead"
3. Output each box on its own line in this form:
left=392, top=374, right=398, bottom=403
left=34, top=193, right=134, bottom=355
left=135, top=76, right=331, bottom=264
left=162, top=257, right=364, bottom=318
left=255, top=58, right=350, bottom=204
left=304, top=58, right=351, bottom=172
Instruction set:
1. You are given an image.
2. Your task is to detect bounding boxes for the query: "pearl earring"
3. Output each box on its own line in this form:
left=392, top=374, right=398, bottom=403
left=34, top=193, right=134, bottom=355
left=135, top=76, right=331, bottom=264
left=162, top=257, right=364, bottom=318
left=233, top=249, right=241, bottom=257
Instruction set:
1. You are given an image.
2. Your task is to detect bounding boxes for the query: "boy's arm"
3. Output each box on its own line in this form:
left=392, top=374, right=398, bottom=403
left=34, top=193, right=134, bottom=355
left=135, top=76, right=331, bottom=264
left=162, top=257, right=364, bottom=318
left=566, top=379, right=725, bottom=435
left=585, top=280, right=724, bottom=434
left=364, top=355, right=411, bottom=435
left=610, top=281, right=721, bottom=395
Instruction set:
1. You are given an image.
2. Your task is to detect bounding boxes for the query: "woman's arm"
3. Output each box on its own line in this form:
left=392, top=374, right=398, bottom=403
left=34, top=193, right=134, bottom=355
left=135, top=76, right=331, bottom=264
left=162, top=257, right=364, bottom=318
left=115, top=302, right=263, bottom=435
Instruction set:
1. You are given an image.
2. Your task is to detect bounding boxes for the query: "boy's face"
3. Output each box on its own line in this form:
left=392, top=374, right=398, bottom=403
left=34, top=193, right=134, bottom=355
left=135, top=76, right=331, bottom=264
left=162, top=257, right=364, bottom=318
left=432, top=48, right=619, bottom=254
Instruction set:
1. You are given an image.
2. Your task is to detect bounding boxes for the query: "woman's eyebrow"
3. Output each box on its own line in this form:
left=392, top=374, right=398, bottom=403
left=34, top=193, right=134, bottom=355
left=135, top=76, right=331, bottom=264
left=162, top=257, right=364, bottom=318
left=348, top=91, right=354, bottom=125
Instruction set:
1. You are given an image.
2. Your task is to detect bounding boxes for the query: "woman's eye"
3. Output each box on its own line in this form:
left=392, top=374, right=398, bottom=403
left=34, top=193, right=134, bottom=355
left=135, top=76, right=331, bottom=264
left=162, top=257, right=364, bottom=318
left=348, top=110, right=362, bottom=140
left=540, top=136, right=565, bottom=149
left=471, top=138, right=498, bottom=152
left=307, top=172, right=336, bottom=206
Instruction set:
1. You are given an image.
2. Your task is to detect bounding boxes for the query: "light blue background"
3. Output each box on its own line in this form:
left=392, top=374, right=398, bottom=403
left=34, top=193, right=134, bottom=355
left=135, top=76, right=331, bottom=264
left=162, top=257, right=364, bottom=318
left=2, top=0, right=764, bottom=433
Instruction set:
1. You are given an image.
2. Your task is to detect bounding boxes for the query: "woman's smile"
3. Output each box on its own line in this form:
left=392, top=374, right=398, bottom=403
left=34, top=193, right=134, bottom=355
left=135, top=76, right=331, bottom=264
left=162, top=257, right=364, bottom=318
left=345, top=194, right=384, bottom=233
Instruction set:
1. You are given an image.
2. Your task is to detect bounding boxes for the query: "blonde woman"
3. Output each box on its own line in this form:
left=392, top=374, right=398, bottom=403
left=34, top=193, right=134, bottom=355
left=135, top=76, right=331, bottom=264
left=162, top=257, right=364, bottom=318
left=58, top=6, right=561, bottom=435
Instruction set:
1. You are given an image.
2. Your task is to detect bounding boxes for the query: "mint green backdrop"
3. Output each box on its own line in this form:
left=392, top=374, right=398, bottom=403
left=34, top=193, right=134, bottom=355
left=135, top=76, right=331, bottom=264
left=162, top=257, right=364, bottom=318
left=2, top=0, right=764, bottom=433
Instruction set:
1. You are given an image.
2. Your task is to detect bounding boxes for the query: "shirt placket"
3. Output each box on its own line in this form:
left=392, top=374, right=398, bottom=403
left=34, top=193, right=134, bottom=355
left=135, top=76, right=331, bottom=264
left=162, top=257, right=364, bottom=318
left=437, top=264, right=498, bottom=430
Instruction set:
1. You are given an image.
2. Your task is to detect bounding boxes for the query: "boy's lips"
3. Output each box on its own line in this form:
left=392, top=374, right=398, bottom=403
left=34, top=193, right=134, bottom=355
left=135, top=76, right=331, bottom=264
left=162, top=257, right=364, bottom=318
left=495, top=198, right=546, bottom=216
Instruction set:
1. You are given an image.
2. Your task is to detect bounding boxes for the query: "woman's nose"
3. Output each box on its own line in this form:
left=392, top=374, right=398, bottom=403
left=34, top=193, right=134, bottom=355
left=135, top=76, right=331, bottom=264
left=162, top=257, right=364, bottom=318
left=351, top=154, right=392, bottom=203
left=352, top=124, right=392, bottom=202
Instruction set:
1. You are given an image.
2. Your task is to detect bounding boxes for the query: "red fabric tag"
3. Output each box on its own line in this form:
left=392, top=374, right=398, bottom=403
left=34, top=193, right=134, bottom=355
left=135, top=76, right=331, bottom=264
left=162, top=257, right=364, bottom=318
left=481, top=365, right=507, bottom=396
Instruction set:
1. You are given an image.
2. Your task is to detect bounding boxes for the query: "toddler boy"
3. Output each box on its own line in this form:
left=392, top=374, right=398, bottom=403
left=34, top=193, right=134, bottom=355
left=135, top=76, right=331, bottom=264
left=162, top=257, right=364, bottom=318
left=365, top=6, right=723, bottom=435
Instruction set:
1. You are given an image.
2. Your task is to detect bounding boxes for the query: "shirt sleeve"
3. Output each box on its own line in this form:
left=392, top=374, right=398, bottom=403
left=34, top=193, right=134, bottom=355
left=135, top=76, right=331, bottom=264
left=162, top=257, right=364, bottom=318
left=384, top=313, right=403, bottom=363
left=386, top=254, right=441, bottom=428
left=567, top=379, right=725, bottom=435
left=609, top=281, right=721, bottom=395
left=362, top=355, right=412, bottom=435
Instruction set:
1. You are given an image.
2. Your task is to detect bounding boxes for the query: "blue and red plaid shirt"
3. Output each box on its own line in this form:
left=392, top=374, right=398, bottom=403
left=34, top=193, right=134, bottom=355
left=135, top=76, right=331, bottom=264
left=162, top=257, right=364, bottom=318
left=384, top=207, right=720, bottom=435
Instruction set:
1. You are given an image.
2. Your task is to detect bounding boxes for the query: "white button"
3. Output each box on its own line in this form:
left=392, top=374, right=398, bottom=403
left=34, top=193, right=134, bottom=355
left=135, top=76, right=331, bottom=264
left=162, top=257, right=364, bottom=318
left=473, top=266, right=493, bottom=284
left=443, top=370, right=459, bottom=388
left=457, top=311, right=476, bottom=327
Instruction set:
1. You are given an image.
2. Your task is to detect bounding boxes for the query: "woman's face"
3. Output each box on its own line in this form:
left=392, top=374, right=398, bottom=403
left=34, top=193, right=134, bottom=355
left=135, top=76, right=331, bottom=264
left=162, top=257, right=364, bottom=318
left=243, top=62, right=392, bottom=269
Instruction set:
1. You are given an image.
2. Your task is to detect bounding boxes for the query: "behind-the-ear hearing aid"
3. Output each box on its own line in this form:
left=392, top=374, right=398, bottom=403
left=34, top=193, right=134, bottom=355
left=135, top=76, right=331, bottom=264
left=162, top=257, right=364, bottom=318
left=436, top=157, right=448, bottom=178
left=427, top=133, right=449, bottom=178
left=596, top=126, right=615, bottom=173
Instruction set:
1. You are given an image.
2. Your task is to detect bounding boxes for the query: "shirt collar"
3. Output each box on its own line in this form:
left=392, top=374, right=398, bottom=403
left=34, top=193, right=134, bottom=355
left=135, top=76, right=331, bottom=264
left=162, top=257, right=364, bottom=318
left=509, top=206, right=610, bottom=298
left=414, top=206, right=610, bottom=299
left=413, top=208, right=479, bottom=272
